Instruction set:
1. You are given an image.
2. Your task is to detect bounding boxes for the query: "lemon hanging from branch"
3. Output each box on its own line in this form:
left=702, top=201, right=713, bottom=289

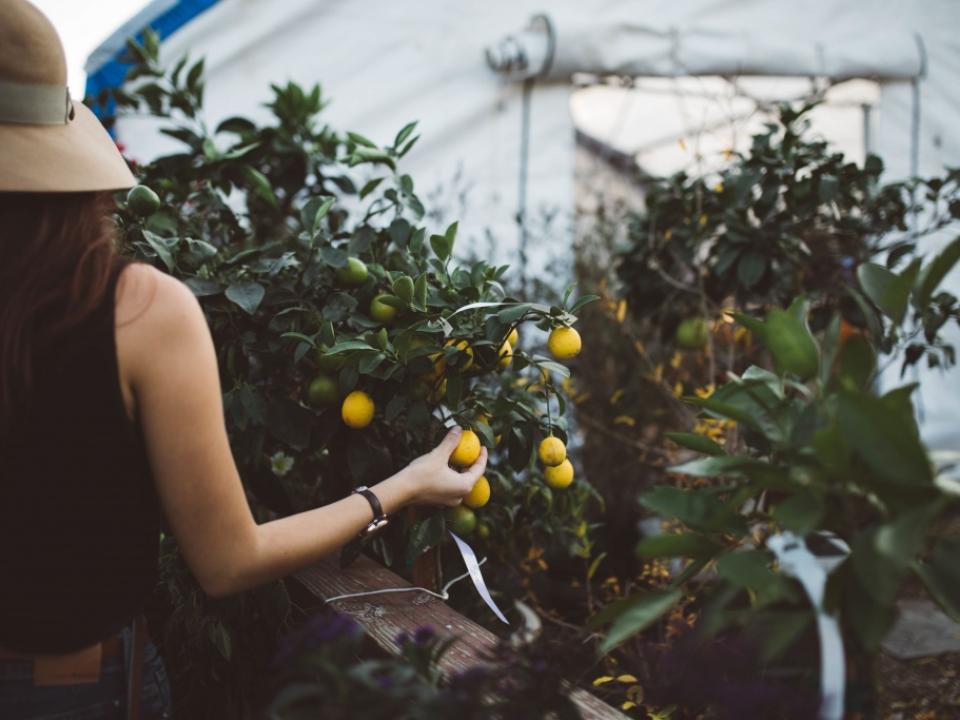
left=341, top=390, right=375, bottom=428
left=548, top=326, right=581, bottom=360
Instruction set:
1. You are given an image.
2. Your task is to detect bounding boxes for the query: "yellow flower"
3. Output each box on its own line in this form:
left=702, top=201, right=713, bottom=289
left=694, top=384, right=715, bottom=399
left=616, top=299, right=627, bottom=323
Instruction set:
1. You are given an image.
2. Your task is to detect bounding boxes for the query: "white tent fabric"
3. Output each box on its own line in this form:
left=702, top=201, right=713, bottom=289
left=88, top=0, right=960, bottom=449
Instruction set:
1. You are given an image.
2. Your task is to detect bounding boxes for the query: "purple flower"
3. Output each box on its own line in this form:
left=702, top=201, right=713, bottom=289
left=271, top=611, right=361, bottom=666
left=413, top=626, right=436, bottom=645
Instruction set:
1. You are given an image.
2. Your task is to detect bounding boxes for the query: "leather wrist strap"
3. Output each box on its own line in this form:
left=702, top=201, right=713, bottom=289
left=353, top=486, right=388, bottom=537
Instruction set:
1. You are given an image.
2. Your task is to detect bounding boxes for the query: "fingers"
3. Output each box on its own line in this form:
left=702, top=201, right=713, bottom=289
left=435, top=425, right=463, bottom=457
left=462, top=446, right=488, bottom=483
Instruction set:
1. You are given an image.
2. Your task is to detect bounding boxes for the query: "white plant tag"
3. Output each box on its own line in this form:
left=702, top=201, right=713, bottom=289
left=449, top=531, right=509, bottom=624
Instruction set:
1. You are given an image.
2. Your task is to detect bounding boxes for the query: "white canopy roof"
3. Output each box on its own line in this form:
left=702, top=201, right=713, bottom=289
left=87, top=0, right=960, bottom=449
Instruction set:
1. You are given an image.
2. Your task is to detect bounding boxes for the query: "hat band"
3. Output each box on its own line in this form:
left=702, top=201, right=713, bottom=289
left=0, top=79, right=73, bottom=125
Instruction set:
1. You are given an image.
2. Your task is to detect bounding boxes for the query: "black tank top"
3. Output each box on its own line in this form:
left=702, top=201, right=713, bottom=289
left=0, top=257, right=162, bottom=653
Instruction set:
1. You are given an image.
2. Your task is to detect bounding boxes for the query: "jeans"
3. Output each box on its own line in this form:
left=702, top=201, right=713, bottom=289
left=0, top=623, right=172, bottom=719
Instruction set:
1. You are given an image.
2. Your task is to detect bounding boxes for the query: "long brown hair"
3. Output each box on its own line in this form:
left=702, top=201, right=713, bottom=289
left=0, top=191, right=118, bottom=436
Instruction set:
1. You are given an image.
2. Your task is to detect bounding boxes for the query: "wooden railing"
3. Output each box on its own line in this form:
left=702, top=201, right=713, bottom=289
left=293, top=555, right=628, bottom=720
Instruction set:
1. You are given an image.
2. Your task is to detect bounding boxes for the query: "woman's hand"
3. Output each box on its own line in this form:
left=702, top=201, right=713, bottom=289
left=398, top=427, right=488, bottom=506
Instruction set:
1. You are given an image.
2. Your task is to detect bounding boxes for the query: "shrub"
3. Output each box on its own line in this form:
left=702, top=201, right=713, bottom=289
left=93, top=30, right=595, bottom=717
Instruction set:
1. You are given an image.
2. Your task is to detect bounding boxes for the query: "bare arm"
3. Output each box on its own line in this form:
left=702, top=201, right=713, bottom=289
left=116, top=264, right=486, bottom=598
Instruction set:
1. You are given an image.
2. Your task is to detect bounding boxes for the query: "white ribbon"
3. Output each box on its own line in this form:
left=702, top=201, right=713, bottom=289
left=449, top=531, right=509, bottom=624
left=767, top=531, right=850, bottom=720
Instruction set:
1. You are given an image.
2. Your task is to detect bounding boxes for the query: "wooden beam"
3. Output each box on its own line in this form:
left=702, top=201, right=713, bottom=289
left=293, top=555, right=628, bottom=720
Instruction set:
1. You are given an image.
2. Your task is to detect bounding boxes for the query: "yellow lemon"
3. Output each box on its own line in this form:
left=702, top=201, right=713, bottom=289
left=341, top=390, right=375, bottom=428
left=538, top=436, right=566, bottom=467
left=544, top=459, right=574, bottom=489
left=463, top=475, right=491, bottom=509
left=548, top=326, right=581, bottom=360
left=446, top=339, right=474, bottom=371
left=507, top=327, right=519, bottom=347
left=498, top=340, right=513, bottom=369
left=450, top=429, right=481, bottom=467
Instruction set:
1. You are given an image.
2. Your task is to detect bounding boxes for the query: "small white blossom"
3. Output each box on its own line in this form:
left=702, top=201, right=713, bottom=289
left=270, top=451, right=295, bottom=477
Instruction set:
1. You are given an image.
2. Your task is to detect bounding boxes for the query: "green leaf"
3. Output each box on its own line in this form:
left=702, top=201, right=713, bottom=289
left=763, top=299, right=819, bottom=379
left=311, top=196, right=335, bottom=233
left=244, top=166, right=277, bottom=207
left=413, top=273, right=428, bottom=310
left=359, top=177, right=384, bottom=199
left=665, top=432, right=725, bottom=456
left=836, top=334, right=876, bottom=389
left=225, top=281, right=265, bottom=314
left=264, top=397, right=312, bottom=450
left=140, top=230, right=176, bottom=271
left=393, top=121, right=418, bottom=149
left=325, top=340, right=376, bottom=354
left=913, top=236, right=960, bottom=309
left=716, top=549, right=776, bottom=588
left=406, top=514, right=446, bottom=565
left=635, top=533, right=721, bottom=559
left=351, top=147, right=396, bottom=170
left=772, top=491, right=824, bottom=534
left=430, top=233, right=452, bottom=260
left=592, top=589, right=682, bottom=655
left=747, top=610, right=812, bottom=662
left=639, top=486, right=745, bottom=534
left=736, top=252, right=767, bottom=288
left=857, top=260, right=920, bottom=324
left=913, top=537, right=960, bottom=622
left=347, top=131, right=377, bottom=148
left=392, top=275, right=415, bottom=303
left=836, top=389, right=932, bottom=487
left=186, top=58, right=205, bottom=92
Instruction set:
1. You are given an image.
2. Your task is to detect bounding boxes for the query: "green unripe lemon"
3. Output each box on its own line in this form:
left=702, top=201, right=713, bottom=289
left=126, top=185, right=160, bottom=217
left=676, top=317, right=710, bottom=350
left=337, top=257, right=369, bottom=286
left=370, top=294, right=398, bottom=324
left=446, top=506, right=477, bottom=536
left=316, top=346, right=344, bottom=372
left=307, top=374, right=339, bottom=406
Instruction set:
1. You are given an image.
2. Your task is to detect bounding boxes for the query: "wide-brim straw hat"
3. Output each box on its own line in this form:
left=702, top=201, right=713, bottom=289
left=0, top=0, right=135, bottom=192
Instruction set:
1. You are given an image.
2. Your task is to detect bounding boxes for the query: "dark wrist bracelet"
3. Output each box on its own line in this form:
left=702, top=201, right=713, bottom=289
left=352, top=485, right=389, bottom=537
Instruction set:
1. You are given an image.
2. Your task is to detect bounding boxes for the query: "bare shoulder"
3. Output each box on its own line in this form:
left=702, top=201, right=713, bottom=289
left=115, top=262, right=212, bottom=378
left=116, top=262, right=204, bottom=334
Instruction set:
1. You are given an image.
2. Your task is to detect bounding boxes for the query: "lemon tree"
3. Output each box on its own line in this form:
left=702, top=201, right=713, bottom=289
left=98, top=33, right=599, bottom=715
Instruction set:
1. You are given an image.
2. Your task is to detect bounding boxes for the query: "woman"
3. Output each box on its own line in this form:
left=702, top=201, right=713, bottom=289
left=0, top=1, right=487, bottom=718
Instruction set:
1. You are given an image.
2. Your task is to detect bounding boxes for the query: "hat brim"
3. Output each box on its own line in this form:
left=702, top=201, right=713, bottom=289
left=0, top=101, right=135, bottom=192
